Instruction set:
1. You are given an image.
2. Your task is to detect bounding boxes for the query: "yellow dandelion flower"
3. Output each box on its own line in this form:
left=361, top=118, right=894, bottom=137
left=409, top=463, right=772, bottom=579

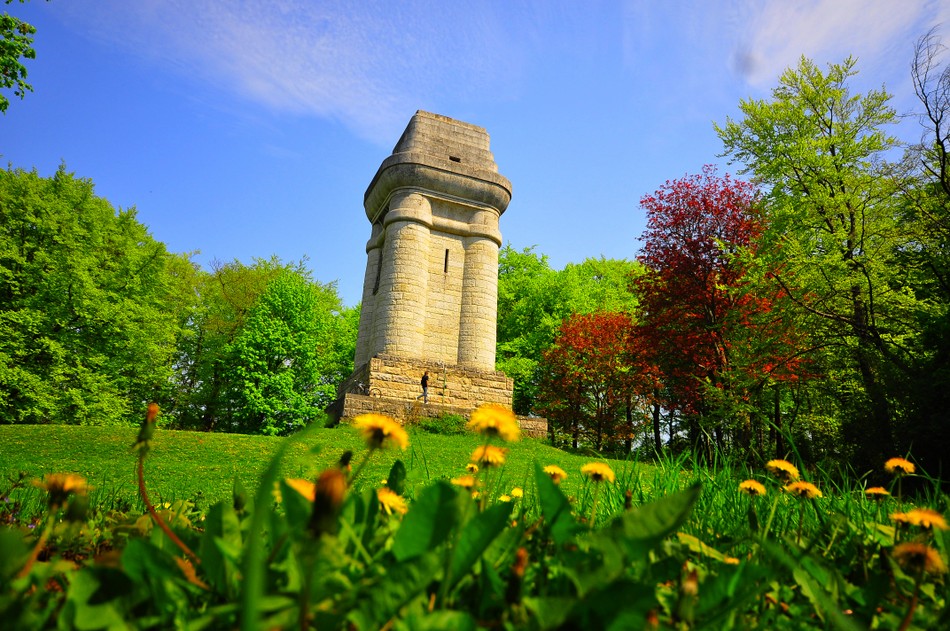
left=581, top=462, right=616, bottom=484
left=898, top=508, right=949, bottom=531
left=314, top=468, right=347, bottom=511
left=451, top=475, right=477, bottom=489
left=284, top=478, right=316, bottom=502
left=884, top=457, right=915, bottom=476
left=864, top=487, right=890, bottom=500
left=890, top=511, right=911, bottom=526
left=765, top=459, right=799, bottom=482
left=353, top=414, right=409, bottom=450
left=543, top=465, right=568, bottom=484
left=738, top=480, right=766, bottom=496
left=470, top=445, right=507, bottom=468
left=893, top=542, right=947, bottom=575
left=511, top=487, right=524, bottom=498
left=466, top=463, right=479, bottom=474
left=784, top=481, right=822, bottom=499
left=34, top=473, right=88, bottom=507
left=377, top=487, right=408, bottom=516
left=723, top=556, right=741, bottom=565
left=499, top=494, right=512, bottom=502
left=468, top=404, right=520, bottom=441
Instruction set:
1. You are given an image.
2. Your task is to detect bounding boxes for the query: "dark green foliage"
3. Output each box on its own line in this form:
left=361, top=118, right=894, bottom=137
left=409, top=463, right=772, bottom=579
left=414, top=413, right=468, bottom=436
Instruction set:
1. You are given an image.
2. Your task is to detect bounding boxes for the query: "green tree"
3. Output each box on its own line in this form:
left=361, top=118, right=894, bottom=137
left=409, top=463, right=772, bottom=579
left=229, top=270, right=353, bottom=435
left=1, top=1, right=38, bottom=113
left=0, top=165, right=191, bottom=424
left=170, top=258, right=356, bottom=435
left=716, top=57, right=921, bottom=467
left=495, top=245, right=640, bottom=415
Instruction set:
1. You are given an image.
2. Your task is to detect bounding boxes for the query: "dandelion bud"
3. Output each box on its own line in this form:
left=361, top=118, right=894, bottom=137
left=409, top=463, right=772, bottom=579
left=309, top=468, right=347, bottom=537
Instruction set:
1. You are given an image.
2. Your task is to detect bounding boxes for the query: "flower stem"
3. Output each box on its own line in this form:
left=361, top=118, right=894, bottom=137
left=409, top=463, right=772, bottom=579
left=138, top=452, right=199, bottom=564
left=16, top=511, right=55, bottom=579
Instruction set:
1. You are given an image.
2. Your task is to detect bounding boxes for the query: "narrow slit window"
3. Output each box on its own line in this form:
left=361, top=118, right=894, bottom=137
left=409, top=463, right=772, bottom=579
left=444, top=249, right=450, bottom=273
left=372, top=250, right=383, bottom=295
left=449, top=156, right=461, bottom=163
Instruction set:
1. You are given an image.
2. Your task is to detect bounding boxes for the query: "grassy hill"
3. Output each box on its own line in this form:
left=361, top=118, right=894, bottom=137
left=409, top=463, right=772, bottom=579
left=0, top=424, right=648, bottom=517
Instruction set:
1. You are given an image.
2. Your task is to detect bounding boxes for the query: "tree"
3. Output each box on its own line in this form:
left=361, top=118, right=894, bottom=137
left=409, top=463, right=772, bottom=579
left=716, top=56, right=920, bottom=467
left=636, top=166, right=804, bottom=458
left=538, top=312, right=645, bottom=452
left=1, top=1, right=38, bottom=113
left=496, top=245, right=640, bottom=416
left=170, top=258, right=356, bottom=435
left=0, top=165, right=191, bottom=424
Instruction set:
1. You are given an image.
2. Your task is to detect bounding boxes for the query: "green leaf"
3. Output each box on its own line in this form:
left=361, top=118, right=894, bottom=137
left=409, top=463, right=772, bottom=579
left=604, top=482, right=701, bottom=559
left=60, top=568, right=133, bottom=631
left=534, top=462, right=581, bottom=545
left=392, top=481, right=459, bottom=562
left=0, top=526, right=28, bottom=582
left=449, top=501, right=512, bottom=590
left=396, top=609, right=478, bottom=631
left=199, top=501, right=243, bottom=596
left=387, top=459, right=407, bottom=496
left=348, top=552, right=442, bottom=630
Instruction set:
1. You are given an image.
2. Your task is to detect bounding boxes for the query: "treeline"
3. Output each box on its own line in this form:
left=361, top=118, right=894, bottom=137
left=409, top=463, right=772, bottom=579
left=0, top=166, right=356, bottom=435
left=509, top=39, right=950, bottom=475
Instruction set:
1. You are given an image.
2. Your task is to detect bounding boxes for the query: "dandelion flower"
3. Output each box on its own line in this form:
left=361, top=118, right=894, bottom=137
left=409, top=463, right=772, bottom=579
left=468, top=404, right=520, bottom=441
left=543, top=465, right=568, bottom=484
left=739, top=480, right=766, bottom=496
left=864, top=487, right=890, bottom=500
left=784, top=481, right=822, bottom=499
left=466, top=463, right=479, bottom=474
left=765, top=459, right=799, bottom=482
left=471, top=445, right=507, bottom=468
left=34, top=473, right=88, bottom=508
left=511, top=487, right=524, bottom=498
left=309, top=468, right=347, bottom=537
left=283, top=478, right=316, bottom=502
left=451, top=475, right=477, bottom=489
left=353, top=414, right=409, bottom=450
left=893, top=508, right=948, bottom=531
left=893, top=542, right=947, bottom=575
left=377, top=488, right=408, bottom=516
left=884, top=457, right=915, bottom=476
left=581, top=462, right=616, bottom=484
left=499, top=494, right=512, bottom=502
left=724, top=556, right=741, bottom=565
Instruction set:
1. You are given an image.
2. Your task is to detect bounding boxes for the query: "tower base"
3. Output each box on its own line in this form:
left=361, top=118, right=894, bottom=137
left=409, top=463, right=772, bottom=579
left=326, top=354, right=547, bottom=439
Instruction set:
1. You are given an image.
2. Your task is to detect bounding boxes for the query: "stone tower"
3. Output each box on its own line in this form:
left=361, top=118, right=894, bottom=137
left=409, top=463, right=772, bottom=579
left=330, top=110, right=518, bottom=422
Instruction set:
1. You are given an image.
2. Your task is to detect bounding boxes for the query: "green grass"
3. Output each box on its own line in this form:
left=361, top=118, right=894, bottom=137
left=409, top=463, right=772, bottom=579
left=0, top=424, right=650, bottom=518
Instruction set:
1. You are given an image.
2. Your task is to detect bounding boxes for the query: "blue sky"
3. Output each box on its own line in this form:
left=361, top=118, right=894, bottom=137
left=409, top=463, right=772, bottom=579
left=3, top=1, right=947, bottom=306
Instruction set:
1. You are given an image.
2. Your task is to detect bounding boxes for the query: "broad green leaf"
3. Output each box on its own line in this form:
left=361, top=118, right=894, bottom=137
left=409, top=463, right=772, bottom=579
left=199, top=501, right=243, bottom=596
left=60, top=568, right=132, bottom=631
left=348, top=552, right=442, bottom=630
left=534, top=462, right=581, bottom=545
left=396, top=609, right=478, bottom=631
left=0, top=526, right=28, bottom=581
left=449, top=501, right=512, bottom=590
left=523, top=596, right=574, bottom=630
left=392, top=481, right=459, bottom=562
left=605, top=482, right=701, bottom=558
left=387, top=459, right=407, bottom=496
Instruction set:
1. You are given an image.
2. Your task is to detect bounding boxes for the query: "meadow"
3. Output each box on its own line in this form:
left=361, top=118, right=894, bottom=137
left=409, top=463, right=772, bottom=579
left=1, top=411, right=948, bottom=630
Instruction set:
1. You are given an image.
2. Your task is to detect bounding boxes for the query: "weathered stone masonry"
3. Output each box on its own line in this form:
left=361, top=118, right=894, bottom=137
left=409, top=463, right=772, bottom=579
left=329, top=111, right=546, bottom=437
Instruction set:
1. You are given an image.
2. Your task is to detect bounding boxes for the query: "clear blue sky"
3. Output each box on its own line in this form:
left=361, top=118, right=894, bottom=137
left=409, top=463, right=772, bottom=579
left=3, top=1, right=947, bottom=306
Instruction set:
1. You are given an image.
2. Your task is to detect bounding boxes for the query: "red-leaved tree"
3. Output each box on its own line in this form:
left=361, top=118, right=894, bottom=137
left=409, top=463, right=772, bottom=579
left=538, top=312, right=653, bottom=452
left=636, top=166, right=805, bottom=456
